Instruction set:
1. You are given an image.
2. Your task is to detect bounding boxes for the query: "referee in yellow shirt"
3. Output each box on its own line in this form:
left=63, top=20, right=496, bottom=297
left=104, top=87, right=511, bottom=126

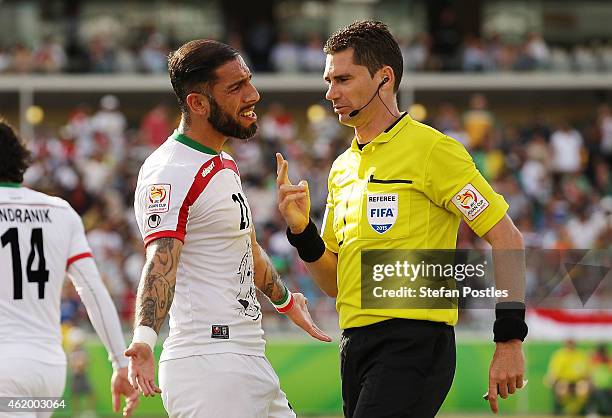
left=277, top=21, right=527, bottom=417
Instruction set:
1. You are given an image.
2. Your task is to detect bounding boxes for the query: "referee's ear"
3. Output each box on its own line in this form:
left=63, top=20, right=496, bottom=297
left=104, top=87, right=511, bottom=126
left=378, top=65, right=395, bottom=93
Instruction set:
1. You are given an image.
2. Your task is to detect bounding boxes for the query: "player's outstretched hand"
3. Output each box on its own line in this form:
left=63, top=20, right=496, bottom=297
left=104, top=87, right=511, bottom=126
left=111, top=367, right=140, bottom=417
left=125, top=342, right=162, bottom=397
left=284, top=292, right=332, bottom=342
left=276, top=153, right=310, bottom=234
left=486, top=340, right=525, bottom=413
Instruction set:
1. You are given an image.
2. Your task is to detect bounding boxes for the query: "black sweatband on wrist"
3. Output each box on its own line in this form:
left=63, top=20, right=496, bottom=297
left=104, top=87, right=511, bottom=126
left=493, top=301, right=528, bottom=342
left=286, top=219, right=326, bottom=263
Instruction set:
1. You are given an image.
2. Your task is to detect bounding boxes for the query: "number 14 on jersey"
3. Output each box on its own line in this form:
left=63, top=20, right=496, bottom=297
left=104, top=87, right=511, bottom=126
left=1, top=228, right=49, bottom=299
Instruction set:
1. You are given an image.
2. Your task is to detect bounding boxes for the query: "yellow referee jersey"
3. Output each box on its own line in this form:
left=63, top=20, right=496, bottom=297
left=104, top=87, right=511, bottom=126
left=321, top=113, right=508, bottom=329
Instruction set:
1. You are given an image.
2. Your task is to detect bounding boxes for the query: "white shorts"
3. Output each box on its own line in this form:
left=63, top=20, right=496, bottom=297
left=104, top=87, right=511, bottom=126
left=0, top=358, right=66, bottom=418
left=159, top=353, right=296, bottom=418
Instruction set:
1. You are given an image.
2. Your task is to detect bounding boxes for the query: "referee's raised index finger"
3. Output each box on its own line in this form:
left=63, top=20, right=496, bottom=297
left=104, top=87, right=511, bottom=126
left=276, top=153, right=291, bottom=186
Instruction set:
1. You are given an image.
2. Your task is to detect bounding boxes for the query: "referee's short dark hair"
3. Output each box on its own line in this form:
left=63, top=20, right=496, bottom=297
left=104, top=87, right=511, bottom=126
left=168, top=39, right=239, bottom=123
left=0, top=119, right=31, bottom=183
left=324, top=20, right=403, bottom=93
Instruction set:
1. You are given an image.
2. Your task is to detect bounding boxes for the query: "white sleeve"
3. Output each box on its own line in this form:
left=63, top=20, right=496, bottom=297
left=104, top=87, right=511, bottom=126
left=65, top=205, right=93, bottom=262
left=134, top=164, right=195, bottom=246
left=67, top=256, right=128, bottom=370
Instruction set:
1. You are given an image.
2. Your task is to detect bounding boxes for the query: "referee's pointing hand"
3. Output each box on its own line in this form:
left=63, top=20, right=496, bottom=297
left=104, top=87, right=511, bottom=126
left=486, top=339, right=525, bottom=413
left=276, top=153, right=310, bottom=234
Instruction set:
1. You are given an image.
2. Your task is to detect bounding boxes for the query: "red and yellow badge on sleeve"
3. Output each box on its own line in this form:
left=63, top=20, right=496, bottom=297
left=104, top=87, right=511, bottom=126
left=452, top=183, right=489, bottom=221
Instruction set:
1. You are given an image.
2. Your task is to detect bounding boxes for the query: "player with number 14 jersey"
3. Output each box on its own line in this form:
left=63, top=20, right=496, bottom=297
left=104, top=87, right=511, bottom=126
left=0, top=120, right=138, bottom=418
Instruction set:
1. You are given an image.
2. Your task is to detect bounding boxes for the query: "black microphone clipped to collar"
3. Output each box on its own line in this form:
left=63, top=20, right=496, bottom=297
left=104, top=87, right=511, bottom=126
left=348, top=77, right=389, bottom=118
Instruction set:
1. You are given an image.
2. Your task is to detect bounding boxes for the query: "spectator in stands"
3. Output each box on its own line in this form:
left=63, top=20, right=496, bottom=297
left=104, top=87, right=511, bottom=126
left=401, top=33, right=430, bottom=72
left=306, top=105, right=343, bottom=159
left=600, top=196, right=612, bottom=241
left=462, top=34, right=492, bottom=72
left=524, top=32, right=550, bottom=70
left=565, top=205, right=607, bottom=248
left=600, top=41, right=612, bottom=72
left=140, top=104, right=172, bottom=148
left=34, top=36, right=67, bottom=73
left=484, top=32, right=503, bottom=71
left=91, top=94, right=127, bottom=159
left=115, top=44, right=140, bottom=73
left=598, top=104, right=612, bottom=162
left=87, top=219, right=125, bottom=298
left=0, top=46, right=10, bottom=72
left=87, top=36, right=115, bottom=72
left=550, top=121, right=585, bottom=175
left=504, top=175, right=532, bottom=220
left=60, top=282, right=82, bottom=326
left=521, top=133, right=553, bottom=204
left=300, top=33, right=326, bottom=72
left=463, top=93, right=494, bottom=150
left=139, top=33, right=169, bottom=73
left=593, top=158, right=612, bottom=196
left=550, top=46, right=573, bottom=72
left=514, top=42, right=538, bottom=72
left=270, top=32, right=300, bottom=73
left=260, top=102, right=296, bottom=143
left=434, top=103, right=467, bottom=145
left=11, top=42, right=34, bottom=73
left=573, top=44, right=599, bottom=72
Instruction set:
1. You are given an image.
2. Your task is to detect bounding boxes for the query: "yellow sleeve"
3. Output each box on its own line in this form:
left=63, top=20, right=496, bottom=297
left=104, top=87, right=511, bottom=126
left=321, top=187, right=339, bottom=254
left=424, top=135, right=508, bottom=237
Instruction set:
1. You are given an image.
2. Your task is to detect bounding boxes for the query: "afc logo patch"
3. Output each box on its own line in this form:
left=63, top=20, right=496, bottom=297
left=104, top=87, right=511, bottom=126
left=367, top=193, right=398, bottom=234
left=452, top=183, right=489, bottom=221
left=146, top=184, right=171, bottom=214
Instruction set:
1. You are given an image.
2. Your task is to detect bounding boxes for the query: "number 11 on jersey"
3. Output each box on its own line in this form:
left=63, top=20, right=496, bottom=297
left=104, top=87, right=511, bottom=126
left=232, top=193, right=250, bottom=230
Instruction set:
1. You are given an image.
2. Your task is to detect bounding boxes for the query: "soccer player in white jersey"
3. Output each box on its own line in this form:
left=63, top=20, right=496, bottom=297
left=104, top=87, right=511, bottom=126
left=125, top=39, right=331, bottom=418
left=0, top=121, right=139, bottom=418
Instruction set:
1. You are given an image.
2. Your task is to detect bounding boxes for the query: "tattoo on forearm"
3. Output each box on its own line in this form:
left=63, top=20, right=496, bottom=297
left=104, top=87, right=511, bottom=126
left=258, top=249, right=287, bottom=303
left=135, top=238, right=179, bottom=333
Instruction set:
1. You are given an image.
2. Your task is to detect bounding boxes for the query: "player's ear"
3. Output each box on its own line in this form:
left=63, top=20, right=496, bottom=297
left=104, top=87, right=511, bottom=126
left=186, top=91, right=209, bottom=117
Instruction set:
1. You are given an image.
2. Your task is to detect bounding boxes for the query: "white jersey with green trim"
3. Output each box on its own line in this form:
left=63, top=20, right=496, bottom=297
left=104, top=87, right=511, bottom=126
left=134, top=131, right=265, bottom=362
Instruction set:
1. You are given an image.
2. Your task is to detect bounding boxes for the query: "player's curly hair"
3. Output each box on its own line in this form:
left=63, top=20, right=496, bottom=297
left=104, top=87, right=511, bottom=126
left=168, top=39, right=239, bottom=125
left=0, top=119, right=31, bottom=183
left=324, top=20, right=403, bottom=93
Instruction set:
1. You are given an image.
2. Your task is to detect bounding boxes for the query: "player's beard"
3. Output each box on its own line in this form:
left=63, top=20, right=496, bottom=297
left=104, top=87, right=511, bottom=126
left=208, top=95, right=258, bottom=140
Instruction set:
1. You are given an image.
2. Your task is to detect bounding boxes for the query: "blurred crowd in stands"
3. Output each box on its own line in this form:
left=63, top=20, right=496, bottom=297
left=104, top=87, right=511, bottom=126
left=19, top=91, right=610, bottom=333
left=2, top=28, right=612, bottom=74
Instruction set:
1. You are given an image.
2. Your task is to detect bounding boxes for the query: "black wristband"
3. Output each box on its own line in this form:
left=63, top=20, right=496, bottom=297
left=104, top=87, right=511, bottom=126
left=493, top=301, right=528, bottom=342
left=286, top=219, right=326, bottom=263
